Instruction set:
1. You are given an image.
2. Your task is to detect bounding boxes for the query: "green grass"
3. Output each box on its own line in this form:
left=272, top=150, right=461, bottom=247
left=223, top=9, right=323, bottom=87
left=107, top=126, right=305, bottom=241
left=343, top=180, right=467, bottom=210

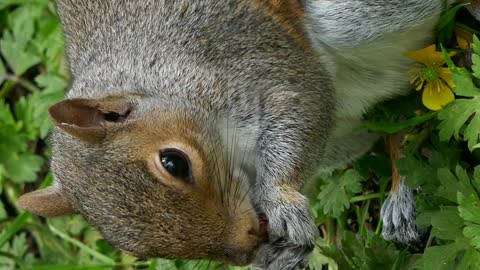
left=1, top=1, right=480, bottom=269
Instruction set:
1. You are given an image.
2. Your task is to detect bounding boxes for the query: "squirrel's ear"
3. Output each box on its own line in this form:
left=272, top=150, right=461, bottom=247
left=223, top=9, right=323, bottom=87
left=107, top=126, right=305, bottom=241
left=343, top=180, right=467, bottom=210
left=49, top=97, right=132, bottom=143
left=17, top=186, right=76, bottom=217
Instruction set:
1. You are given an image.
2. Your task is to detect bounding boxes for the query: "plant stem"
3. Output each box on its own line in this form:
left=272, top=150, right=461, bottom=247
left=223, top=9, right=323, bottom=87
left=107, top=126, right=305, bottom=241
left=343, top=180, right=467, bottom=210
left=0, top=80, right=16, bottom=100
left=0, top=213, right=32, bottom=249
left=326, top=218, right=336, bottom=246
left=48, top=223, right=116, bottom=265
left=350, top=193, right=382, bottom=203
left=5, top=74, right=40, bottom=92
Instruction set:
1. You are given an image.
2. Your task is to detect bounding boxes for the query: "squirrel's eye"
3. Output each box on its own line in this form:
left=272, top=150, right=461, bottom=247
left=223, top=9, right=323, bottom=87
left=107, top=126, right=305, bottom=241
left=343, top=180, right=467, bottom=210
left=160, top=149, right=191, bottom=182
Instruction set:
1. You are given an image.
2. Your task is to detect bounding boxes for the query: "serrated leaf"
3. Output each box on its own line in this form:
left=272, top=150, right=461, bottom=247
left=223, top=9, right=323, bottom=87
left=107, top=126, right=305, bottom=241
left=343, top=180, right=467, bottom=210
left=0, top=31, right=41, bottom=76
left=458, top=190, right=480, bottom=252
left=437, top=167, right=475, bottom=203
left=473, top=166, right=480, bottom=192
left=437, top=168, right=460, bottom=202
left=458, top=247, right=480, bottom=269
left=437, top=97, right=480, bottom=151
left=35, top=73, right=66, bottom=93
left=441, top=45, right=480, bottom=97
left=473, top=35, right=480, bottom=58
left=451, top=69, right=480, bottom=97
left=3, top=151, right=43, bottom=183
left=458, top=193, right=480, bottom=249
left=430, top=207, right=463, bottom=240
left=464, top=224, right=480, bottom=250
left=9, top=5, right=38, bottom=49
left=15, top=76, right=65, bottom=139
left=472, top=54, right=480, bottom=79
left=415, top=242, right=462, bottom=270
left=317, top=169, right=363, bottom=218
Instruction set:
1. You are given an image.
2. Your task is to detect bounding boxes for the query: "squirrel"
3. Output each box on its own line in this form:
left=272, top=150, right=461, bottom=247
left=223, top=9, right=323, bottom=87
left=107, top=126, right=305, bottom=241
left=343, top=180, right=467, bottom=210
left=16, top=0, right=477, bottom=269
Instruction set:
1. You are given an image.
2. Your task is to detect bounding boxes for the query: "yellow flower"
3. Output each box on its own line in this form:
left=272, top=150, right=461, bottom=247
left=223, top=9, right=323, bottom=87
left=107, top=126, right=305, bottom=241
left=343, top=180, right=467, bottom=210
left=405, top=45, right=455, bottom=111
left=455, top=28, right=473, bottom=50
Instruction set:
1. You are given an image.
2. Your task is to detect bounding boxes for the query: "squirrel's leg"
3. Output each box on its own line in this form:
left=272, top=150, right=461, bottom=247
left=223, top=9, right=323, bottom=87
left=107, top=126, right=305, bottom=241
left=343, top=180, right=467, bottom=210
left=251, top=90, right=333, bottom=269
left=320, top=118, right=380, bottom=170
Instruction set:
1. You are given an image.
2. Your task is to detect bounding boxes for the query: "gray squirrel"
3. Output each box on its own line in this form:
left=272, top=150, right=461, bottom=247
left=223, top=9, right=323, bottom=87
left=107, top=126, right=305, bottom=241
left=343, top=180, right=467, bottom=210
left=16, top=0, right=477, bottom=269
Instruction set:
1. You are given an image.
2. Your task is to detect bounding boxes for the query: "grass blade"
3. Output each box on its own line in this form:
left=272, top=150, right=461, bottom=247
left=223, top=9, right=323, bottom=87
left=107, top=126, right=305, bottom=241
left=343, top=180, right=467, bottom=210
left=0, top=212, right=31, bottom=248
left=48, top=223, right=115, bottom=265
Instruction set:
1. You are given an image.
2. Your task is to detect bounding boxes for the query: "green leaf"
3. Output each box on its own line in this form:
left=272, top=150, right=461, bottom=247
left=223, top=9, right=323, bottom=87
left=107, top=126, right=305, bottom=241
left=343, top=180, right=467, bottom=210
left=437, top=98, right=480, bottom=151
left=317, top=169, right=363, bottom=218
left=0, top=0, right=49, bottom=10
left=4, top=151, right=43, bottom=183
left=457, top=247, right=480, bottom=269
left=430, top=207, right=464, bottom=240
left=441, top=45, right=480, bottom=97
left=11, top=233, right=28, bottom=258
left=473, top=35, right=480, bottom=54
left=0, top=59, right=6, bottom=84
left=473, top=54, right=480, bottom=79
left=436, top=4, right=465, bottom=44
left=451, top=69, right=480, bottom=97
left=397, top=155, right=436, bottom=188
left=14, top=75, right=65, bottom=139
left=415, top=242, right=464, bottom=270
left=458, top=193, right=480, bottom=249
left=47, top=223, right=116, bottom=265
left=19, top=266, right=114, bottom=270
left=363, top=112, right=436, bottom=134
left=0, top=31, right=41, bottom=76
left=437, top=167, right=476, bottom=203
left=0, top=212, right=31, bottom=249
left=472, top=166, right=480, bottom=192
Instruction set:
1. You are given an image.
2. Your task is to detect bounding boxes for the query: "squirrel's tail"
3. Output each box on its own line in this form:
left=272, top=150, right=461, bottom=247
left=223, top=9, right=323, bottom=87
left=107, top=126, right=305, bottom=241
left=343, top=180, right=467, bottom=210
left=380, top=135, right=419, bottom=243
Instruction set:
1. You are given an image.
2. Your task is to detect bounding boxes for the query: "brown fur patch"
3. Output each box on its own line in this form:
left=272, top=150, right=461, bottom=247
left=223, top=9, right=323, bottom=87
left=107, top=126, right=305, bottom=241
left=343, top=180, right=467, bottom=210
left=249, top=0, right=308, bottom=46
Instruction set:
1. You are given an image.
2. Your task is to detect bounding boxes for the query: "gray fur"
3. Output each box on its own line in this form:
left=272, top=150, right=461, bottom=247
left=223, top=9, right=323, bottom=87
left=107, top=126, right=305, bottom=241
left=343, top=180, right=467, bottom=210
left=54, top=0, right=332, bottom=268
left=380, top=178, right=419, bottom=243
left=252, top=240, right=313, bottom=270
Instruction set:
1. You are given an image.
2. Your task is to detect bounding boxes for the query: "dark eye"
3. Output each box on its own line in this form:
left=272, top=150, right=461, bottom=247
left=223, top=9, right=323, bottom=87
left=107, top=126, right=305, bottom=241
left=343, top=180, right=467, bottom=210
left=160, top=149, right=191, bottom=181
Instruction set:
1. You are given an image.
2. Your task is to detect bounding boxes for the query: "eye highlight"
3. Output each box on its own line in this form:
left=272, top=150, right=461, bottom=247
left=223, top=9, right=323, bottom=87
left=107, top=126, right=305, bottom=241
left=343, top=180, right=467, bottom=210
left=160, top=149, right=192, bottom=182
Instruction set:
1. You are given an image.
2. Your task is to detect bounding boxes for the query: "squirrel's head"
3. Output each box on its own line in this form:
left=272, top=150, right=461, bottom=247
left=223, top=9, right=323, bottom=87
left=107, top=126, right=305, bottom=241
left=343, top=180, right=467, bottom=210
left=18, top=95, right=267, bottom=266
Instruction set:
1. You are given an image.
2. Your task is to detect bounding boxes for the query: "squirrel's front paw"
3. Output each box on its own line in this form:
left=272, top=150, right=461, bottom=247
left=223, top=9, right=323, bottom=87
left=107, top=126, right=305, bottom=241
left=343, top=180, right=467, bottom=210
left=256, top=189, right=318, bottom=245
left=251, top=239, right=313, bottom=270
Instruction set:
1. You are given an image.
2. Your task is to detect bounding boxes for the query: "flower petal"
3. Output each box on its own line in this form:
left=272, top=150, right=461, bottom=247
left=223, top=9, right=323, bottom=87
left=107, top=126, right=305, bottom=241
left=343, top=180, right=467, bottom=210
left=404, top=44, right=455, bottom=66
left=422, top=80, right=455, bottom=111
left=455, top=28, right=473, bottom=50
left=439, top=68, right=455, bottom=89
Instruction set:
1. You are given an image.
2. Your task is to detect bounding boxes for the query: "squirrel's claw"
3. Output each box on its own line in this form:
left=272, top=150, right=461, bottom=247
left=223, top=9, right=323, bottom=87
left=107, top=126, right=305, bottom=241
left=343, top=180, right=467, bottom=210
left=259, top=191, right=318, bottom=245
left=252, top=190, right=317, bottom=269
left=252, top=240, right=312, bottom=270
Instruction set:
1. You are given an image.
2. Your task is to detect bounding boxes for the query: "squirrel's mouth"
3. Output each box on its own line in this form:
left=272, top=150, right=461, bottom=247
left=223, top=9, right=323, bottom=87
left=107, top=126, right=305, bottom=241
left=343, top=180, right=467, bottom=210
left=257, top=212, right=269, bottom=240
